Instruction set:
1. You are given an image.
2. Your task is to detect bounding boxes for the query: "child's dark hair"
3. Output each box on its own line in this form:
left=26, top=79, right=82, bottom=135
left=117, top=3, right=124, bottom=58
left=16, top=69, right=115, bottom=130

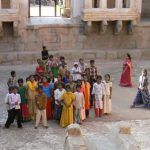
left=66, top=84, right=71, bottom=89
left=90, top=60, right=95, bottom=64
left=104, top=74, right=111, bottom=80
left=49, top=55, right=53, bottom=58
left=60, top=56, right=65, bottom=60
left=8, top=86, right=13, bottom=91
left=97, top=75, right=102, bottom=80
left=76, top=84, right=81, bottom=89
left=127, top=53, right=131, bottom=60
left=10, top=71, right=16, bottom=76
left=18, top=78, right=23, bottom=84
left=42, top=46, right=46, bottom=50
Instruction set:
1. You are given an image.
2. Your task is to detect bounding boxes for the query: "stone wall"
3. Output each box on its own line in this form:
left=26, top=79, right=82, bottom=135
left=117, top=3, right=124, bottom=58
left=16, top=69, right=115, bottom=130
left=142, top=0, right=150, bottom=17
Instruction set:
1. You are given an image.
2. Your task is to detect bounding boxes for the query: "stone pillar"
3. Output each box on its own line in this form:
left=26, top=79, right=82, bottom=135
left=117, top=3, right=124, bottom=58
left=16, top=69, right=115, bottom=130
left=99, top=0, right=107, bottom=8
left=84, top=0, right=92, bottom=9
left=71, top=0, right=83, bottom=18
left=13, top=21, right=18, bottom=37
left=0, top=22, right=3, bottom=37
left=115, top=0, right=123, bottom=8
left=0, top=0, right=1, bottom=8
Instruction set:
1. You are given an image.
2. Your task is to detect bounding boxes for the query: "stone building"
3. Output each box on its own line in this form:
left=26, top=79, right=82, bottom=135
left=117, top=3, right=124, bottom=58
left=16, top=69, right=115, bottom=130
left=0, top=0, right=150, bottom=62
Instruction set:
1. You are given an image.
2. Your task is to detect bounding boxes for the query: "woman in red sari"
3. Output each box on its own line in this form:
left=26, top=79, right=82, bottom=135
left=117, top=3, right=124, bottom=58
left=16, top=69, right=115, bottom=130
left=120, top=53, right=132, bottom=87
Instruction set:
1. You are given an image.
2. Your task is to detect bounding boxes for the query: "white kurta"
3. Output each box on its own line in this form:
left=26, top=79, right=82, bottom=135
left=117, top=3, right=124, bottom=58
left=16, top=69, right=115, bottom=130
left=72, top=66, right=82, bottom=81
left=103, top=81, right=113, bottom=114
left=92, top=83, right=105, bottom=109
left=54, top=89, right=66, bottom=105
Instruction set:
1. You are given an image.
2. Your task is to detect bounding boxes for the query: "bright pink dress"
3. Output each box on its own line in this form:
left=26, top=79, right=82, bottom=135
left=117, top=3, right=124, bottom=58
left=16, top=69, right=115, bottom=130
left=120, top=59, right=132, bottom=87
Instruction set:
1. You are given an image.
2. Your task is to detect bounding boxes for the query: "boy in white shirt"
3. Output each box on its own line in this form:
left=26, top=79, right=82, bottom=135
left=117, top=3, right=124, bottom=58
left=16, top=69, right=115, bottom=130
left=5, top=86, right=22, bottom=128
left=54, top=83, right=66, bottom=121
left=74, top=85, right=85, bottom=124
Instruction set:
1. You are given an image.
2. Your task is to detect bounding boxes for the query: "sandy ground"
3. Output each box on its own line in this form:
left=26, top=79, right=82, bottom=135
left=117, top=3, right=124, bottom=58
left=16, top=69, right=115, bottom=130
left=0, top=59, right=150, bottom=150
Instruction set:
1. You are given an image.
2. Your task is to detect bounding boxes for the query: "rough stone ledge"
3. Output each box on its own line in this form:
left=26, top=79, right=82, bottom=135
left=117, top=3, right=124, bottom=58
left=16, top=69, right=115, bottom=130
left=0, top=49, right=149, bottom=64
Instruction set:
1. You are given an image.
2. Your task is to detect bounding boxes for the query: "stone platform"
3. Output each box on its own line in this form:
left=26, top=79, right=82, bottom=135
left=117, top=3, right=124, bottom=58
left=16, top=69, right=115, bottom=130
left=0, top=49, right=150, bottom=64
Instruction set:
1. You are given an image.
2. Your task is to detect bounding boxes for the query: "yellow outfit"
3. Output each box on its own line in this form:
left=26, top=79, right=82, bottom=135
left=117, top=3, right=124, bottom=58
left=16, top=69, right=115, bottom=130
left=27, top=81, right=38, bottom=120
left=60, top=92, right=75, bottom=128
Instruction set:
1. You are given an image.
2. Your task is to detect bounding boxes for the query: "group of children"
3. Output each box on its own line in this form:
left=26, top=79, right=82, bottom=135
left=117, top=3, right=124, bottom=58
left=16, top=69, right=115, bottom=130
left=4, top=46, right=113, bottom=129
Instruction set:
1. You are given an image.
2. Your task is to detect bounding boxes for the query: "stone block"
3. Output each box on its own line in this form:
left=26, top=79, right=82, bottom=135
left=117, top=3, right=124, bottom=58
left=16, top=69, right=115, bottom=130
left=64, top=124, right=87, bottom=150
left=66, top=124, right=82, bottom=137
left=119, top=127, right=132, bottom=135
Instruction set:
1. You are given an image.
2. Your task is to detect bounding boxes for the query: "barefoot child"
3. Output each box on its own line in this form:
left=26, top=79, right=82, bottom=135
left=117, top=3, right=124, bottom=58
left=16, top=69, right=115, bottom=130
left=35, top=86, right=48, bottom=129
left=74, top=85, right=85, bottom=124
left=103, top=74, right=113, bottom=114
left=92, top=76, right=105, bottom=117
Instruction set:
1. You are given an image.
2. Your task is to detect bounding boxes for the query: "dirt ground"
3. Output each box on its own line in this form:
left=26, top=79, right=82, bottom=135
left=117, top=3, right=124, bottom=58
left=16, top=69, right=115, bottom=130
left=0, top=59, right=150, bottom=150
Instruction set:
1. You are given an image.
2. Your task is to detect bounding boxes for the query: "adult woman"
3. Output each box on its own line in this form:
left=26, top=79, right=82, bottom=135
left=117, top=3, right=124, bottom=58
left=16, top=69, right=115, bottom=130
left=120, top=53, right=132, bottom=87
left=42, top=76, right=53, bottom=119
left=131, top=69, right=150, bottom=108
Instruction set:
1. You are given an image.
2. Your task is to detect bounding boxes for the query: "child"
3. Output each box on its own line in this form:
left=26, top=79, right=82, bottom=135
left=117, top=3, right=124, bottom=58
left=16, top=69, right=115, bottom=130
left=78, top=58, right=87, bottom=74
left=7, top=71, right=17, bottom=87
left=41, top=46, right=49, bottom=61
left=41, top=76, right=53, bottom=120
left=35, top=59, right=45, bottom=82
left=35, top=86, right=48, bottom=129
left=103, top=74, right=113, bottom=114
left=5, top=86, right=22, bottom=128
left=90, top=60, right=98, bottom=107
left=72, top=62, right=82, bottom=82
left=5, top=87, right=13, bottom=123
left=18, top=78, right=30, bottom=122
left=63, top=70, right=70, bottom=84
left=60, top=84, right=75, bottom=128
left=68, top=76, right=76, bottom=93
left=82, top=75, right=91, bottom=117
left=51, top=62, right=59, bottom=78
left=47, top=55, right=54, bottom=72
left=92, top=76, right=105, bottom=117
left=59, top=56, right=66, bottom=68
left=54, top=83, right=66, bottom=121
left=74, top=85, right=85, bottom=124
left=59, top=63, right=67, bottom=79
left=26, top=75, right=38, bottom=120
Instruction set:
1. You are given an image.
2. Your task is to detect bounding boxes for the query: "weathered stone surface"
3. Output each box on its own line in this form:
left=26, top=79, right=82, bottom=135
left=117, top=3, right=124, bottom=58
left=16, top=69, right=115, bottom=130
left=65, top=124, right=87, bottom=150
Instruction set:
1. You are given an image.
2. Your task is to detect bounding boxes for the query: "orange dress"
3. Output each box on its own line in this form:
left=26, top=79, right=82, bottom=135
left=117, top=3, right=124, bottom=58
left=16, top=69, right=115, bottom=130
left=82, top=82, right=91, bottom=110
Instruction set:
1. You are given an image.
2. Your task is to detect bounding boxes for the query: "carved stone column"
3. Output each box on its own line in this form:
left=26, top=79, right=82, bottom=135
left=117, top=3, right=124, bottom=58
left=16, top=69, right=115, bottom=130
left=99, top=0, right=107, bottom=8
left=115, top=0, right=123, bottom=8
left=62, top=0, right=71, bottom=18
left=84, top=0, right=92, bottom=9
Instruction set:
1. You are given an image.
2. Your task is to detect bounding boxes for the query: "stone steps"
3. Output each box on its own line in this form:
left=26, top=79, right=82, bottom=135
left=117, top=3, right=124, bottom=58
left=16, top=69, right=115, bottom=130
left=0, top=49, right=150, bottom=64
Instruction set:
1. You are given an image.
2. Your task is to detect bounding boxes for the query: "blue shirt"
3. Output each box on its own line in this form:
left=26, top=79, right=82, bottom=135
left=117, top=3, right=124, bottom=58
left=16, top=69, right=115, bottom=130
left=42, top=83, right=53, bottom=97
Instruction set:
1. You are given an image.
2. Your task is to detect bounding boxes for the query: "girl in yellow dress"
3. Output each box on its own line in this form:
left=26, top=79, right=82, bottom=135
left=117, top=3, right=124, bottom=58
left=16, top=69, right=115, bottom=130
left=26, top=75, right=38, bottom=120
left=60, top=84, right=75, bottom=128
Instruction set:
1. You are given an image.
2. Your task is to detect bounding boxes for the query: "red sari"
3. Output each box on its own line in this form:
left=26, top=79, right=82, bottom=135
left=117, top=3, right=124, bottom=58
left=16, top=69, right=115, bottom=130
left=120, top=58, right=132, bottom=87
